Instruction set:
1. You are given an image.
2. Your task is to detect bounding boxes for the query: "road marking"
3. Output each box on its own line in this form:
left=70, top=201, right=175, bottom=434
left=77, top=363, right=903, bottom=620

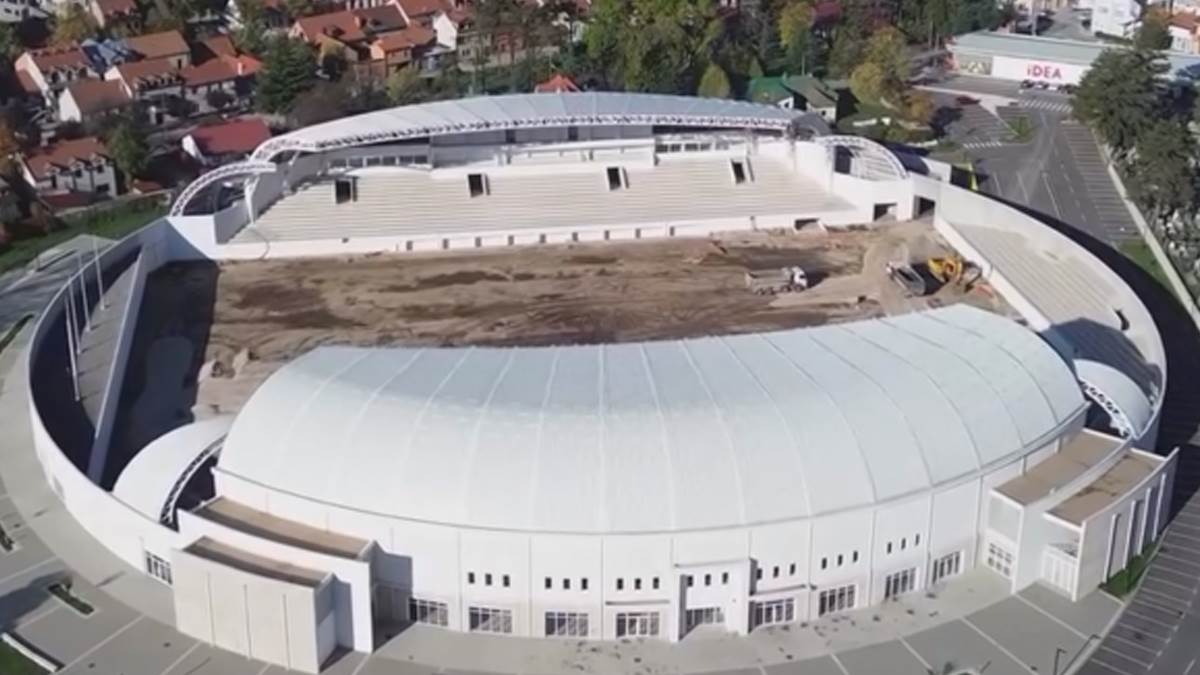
left=14, top=604, right=60, bottom=629
left=1106, top=631, right=1162, bottom=656
left=1142, top=572, right=1194, bottom=592
left=1042, top=173, right=1063, bottom=218
left=1091, top=654, right=1143, bottom=675
left=159, top=641, right=200, bottom=675
left=1161, top=538, right=1200, bottom=555
left=253, top=662, right=270, bottom=675
left=898, top=635, right=935, bottom=671
left=1155, top=552, right=1200, bottom=570
left=830, top=652, right=853, bottom=675
left=1137, top=586, right=1191, bottom=610
left=0, top=557, right=56, bottom=586
left=60, top=615, right=144, bottom=671
left=1121, top=608, right=1177, bottom=633
left=1185, top=657, right=1196, bottom=675
left=1014, top=593, right=1087, bottom=639
left=1098, top=644, right=1154, bottom=669
left=346, top=650, right=374, bottom=675
left=961, top=617, right=1037, bottom=675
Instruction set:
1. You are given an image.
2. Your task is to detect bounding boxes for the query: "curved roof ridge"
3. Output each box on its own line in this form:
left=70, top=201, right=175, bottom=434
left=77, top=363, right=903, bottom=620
left=878, top=313, right=1031, bottom=461
left=527, top=348, right=563, bottom=530
left=679, top=340, right=748, bottom=526
left=391, top=348, right=475, bottom=504
left=597, top=344, right=608, bottom=532
left=713, top=335, right=815, bottom=518
left=809, top=327, right=935, bottom=487
left=754, top=331, right=880, bottom=505
left=637, top=342, right=679, bottom=530
left=844, top=322, right=985, bottom=471
left=327, top=349, right=426, bottom=502
left=460, top=350, right=518, bottom=524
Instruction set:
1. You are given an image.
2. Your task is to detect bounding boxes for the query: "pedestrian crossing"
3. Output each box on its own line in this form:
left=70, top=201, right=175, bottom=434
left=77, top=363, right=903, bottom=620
left=961, top=139, right=1007, bottom=149
left=1018, top=97, right=1073, bottom=114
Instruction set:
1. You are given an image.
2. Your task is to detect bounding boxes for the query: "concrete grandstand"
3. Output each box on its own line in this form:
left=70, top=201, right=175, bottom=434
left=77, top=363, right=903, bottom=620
left=10, top=93, right=1178, bottom=674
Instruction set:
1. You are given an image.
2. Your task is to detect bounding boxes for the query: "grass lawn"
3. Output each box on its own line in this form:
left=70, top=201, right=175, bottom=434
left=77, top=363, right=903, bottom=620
left=1102, top=543, right=1157, bottom=597
left=0, top=642, right=48, bottom=675
left=1119, top=238, right=1172, bottom=292
left=0, top=197, right=166, bottom=275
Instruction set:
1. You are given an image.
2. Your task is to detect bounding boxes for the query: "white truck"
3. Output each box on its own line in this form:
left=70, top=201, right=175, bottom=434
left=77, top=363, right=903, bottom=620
left=745, top=266, right=809, bottom=295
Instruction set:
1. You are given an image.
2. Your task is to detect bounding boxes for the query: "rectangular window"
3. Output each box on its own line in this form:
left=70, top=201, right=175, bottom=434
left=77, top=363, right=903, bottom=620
left=408, top=598, right=449, bottom=627
left=685, top=575, right=694, bottom=587
left=484, top=573, right=493, bottom=586
left=756, top=568, right=763, bottom=580
left=502, top=575, right=510, bottom=588
left=616, top=578, right=624, bottom=591
left=468, top=606, right=513, bottom=634
left=468, top=572, right=476, bottom=584
left=884, top=567, right=918, bottom=600
left=837, top=554, right=844, bottom=567
left=986, top=542, right=1014, bottom=578
left=606, top=166, right=624, bottom=190
left=615, top=611, right=660, bottom=638
left=721, top=572, right=729, bottom=584
left=730, top=159, right=747, bottom=184
left=915, top=534, right=921, bottom=546
left=545, top=577, right=552, bottom=590
left=652, top=577, right=660, bottom=590
left=704, top=573, right=712, bottom=586
left=562, top=578, right=570, bottom=590
left=581, top=578, right=588, bottom=591
left=931, top=551, right=963, bottom=585
left=684, top=607, right=725, bottom=633
left=144, top=552, right=172, bottom=585
left=545, top=611, right=589, bottom=637
left=634, top=578, right=641, bottom=591
left=334, top=178, right=355, bottom=204
left=821, top=557, right=828, bottom=570
left=772, top=566, right=780, bottom=578
left=752, top=597, right=795, bottom=629
left=852, top=551, right=859, bottom=563
left=468, top=173, right=487, bottom=197
left=817, top=584, right=856, bottom=617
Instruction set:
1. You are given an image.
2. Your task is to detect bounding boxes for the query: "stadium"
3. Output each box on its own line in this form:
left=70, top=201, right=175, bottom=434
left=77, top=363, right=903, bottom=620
left=20, top=93, right=1177, bottom=673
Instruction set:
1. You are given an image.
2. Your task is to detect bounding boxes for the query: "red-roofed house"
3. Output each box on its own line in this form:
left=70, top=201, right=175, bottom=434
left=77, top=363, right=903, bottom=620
left=368, top=25, right=436, bottom=69
left=182, top=117, right=272, bottom=165
left=89, top=0, right=141, bottom=31
left=18, top=137, right=119, bottom=199
left=126, top=30, right=192, bottom=68
left=534, top=73, right=579, bottom=93
left=58, top=78, right=133, bottom=122
left=1169, top=13, right=1200, bottom=53
left=292, top=6, right=423, bottom=68
left=105, top=57, right=183, bottom=97
left=291, top=9, right=371, bottom=46
left=393, top=0, right=448, bottom=27
left=15, top=46, right=96, bottom=104
left=179, top=54, right=263, bottom=111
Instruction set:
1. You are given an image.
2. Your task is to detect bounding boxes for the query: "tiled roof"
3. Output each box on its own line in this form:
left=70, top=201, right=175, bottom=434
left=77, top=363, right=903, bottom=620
left=534, top=73, right=580, bottom=93
left=187, top=118, right=272, bottom=155
left=395, top=0, right=447, bottom=20
left=23, top=137, right=110, bottom=180
left=125, top=30, right=190, bottom=59
left=200, top=34, right=239, bottom=59
left=180, top=55, right=262, bottom=86
left=373, top=25, right=435, bottom=51
left=112, top=57, right=181, bottom=90
left=354, top=5, right=407, bottom=32
left=295, top=10, right=369, bottom=43
left=62, top=78, right=132, bottom=114
left=24, top=45, right=90, bottom=72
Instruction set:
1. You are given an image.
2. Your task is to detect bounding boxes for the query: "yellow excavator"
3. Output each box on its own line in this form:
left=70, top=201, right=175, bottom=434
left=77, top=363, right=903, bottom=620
left=926, top=255, right=982, bottom=289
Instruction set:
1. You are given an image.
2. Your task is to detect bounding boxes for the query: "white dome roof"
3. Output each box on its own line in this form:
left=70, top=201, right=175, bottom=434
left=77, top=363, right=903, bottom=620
left=217, top=305, right=1085, bottom=534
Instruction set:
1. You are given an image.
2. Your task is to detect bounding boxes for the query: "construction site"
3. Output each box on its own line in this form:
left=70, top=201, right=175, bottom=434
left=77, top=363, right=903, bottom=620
left=105, top=221, right=1009, bottom=466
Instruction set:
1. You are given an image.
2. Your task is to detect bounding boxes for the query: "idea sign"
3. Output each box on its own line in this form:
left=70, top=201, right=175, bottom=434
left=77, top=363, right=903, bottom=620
left=1026, top=63, right=1063, bottom=80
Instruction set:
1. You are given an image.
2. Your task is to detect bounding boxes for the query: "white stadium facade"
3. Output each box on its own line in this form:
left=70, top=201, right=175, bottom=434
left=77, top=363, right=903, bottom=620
left=21, top=93, right=1178, bottom=673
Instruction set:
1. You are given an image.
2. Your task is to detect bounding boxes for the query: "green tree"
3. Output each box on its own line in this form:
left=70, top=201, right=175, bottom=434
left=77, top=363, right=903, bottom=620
left=386, top=65, right=426, bottom=105
left=1126, top=119, right=1197, bottom=224
left=234, top=0, right=268, bottom=55
left=53, top=4, right=97, bottom=44
left=583, top=0, right=720, bottom=93
left=256, top=38, right=317, bottom=114
left=777, top=1, right=814, bottom=74
left=0, top=23, right=19, bottom=63
left=849, top=26, right=909, bottom=105
left=106, top=121, right=149, bottom=180
left=1072, top=48, right=1165, bottom=159
left=827, top=0, right=870, bottom=77
left=696, top=61, right=731, bottom=97
left=1134, top=8, right=1172, bottom=52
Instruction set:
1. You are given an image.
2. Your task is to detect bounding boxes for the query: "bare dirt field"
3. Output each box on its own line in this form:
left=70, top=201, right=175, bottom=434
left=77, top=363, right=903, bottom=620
left=131, top=221, right=1011, bottom=421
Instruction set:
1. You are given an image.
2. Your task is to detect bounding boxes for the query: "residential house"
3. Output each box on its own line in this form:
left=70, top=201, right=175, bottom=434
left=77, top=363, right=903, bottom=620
left=18, top=137, right=119, bottom=199
left=88, top=0, right=141, bottom=32
left=225, top=0, right=291, bottom=31
left=126, top=30, right=192, bottom=68
left=394, top=0, right=447, bottom=27
left=15, top=45, right=96, bottom=105
left=1169, top=13, right=1200, bottom=54
left=747, top=74, right=845, bottom=122
left=58, top=78, right=132, bottom=122
left=179, top=53, right=262, bottom=111
left=182, top=117, right=272, bottom=165
left=433, top=4, right=544, bottom=71
left=0, top=0, right=47, bottom=23
left=534, top=73, right=579, bottom=93
left=105, top=57, right=184, bottom=122
left=80, top=38, right=136, bottom=73
left=368, top=25, right=436, bottom=71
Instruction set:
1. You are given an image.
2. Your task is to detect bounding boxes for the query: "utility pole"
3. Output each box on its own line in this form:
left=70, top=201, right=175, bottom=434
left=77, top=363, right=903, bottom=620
left=75, top=253, right=90, bottom=331
left=64, top=279, right=81, bottom=402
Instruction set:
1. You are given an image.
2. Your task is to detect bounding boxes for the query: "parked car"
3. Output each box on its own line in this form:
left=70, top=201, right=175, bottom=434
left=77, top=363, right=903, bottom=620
left=955, top=95, right=979, bottom=106
left=1020, top=79, right=1036, bottom=89
left=1056, top=83, right=1077, bottom=94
